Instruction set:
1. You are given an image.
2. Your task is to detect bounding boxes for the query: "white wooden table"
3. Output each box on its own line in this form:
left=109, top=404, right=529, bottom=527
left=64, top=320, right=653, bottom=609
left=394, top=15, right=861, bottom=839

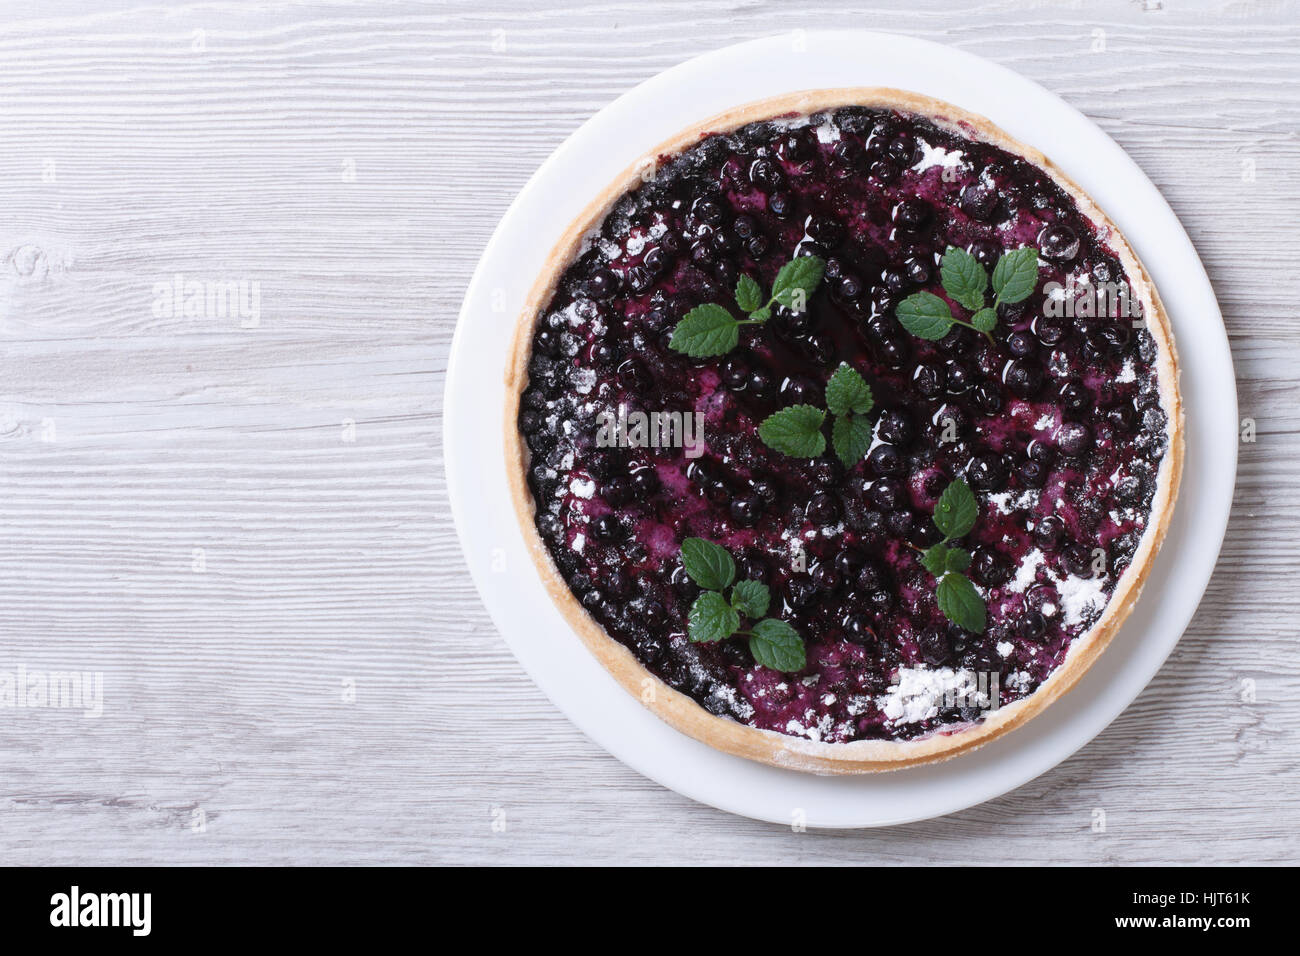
left=0, top=0, right=1296, bottom=865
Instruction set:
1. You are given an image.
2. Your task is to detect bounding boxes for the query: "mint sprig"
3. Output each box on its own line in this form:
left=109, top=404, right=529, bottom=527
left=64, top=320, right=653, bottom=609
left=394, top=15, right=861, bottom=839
left=680, top=537, right=806, bottom=671
left=917, top=479, right=986, bottom=633
left=759, top=363, right=875, bottom=468
left=895, top=246, right=1042, bottom=343
left=668, top=255, right=826, bottom=358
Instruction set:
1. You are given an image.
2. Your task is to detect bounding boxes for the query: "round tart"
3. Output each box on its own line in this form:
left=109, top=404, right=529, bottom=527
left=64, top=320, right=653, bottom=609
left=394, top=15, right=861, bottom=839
left=505, top=89, right=1183, bottom=773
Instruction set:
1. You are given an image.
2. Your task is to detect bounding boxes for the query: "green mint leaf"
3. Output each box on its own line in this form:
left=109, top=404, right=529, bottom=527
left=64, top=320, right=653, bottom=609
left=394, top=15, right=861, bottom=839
left=970, top=307, right=997, bottom=333
left=921, top=542, right=950, bottom=577
left=750, top=305, right=771, bottom=322
left=748, top=618, right=806, bottom=672
left=729, top=579, right=770, bottom=619
left=734, top=274, right=764, bottom=313
left=688, top=590, right=740, bottom=643
left=669, top=303, right=739, bottom=358
left=770, top=255, right=826, bottom=311
left=992, top=247, right=1040, bottom=306
left=831, top=413, right=872, bottom=468
left=680, top=537, right=736, bottom=591
left=933, top=478, right=977, bottom=540
left=896, top=291, right=956, bottom=341
left=944, top=546, right=972, bottom=573
left=939, top=246, right=987, bottom=312
left=936, top=572, right=986, bottom=633
left=825, top=363, right=875, bottom=416
left=758, top=404, right=827, bottom=459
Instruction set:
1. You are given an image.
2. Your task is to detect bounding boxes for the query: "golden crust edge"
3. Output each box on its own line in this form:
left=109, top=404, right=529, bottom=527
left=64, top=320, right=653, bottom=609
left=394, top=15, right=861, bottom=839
left=503, top=87, right=1185, bottom=775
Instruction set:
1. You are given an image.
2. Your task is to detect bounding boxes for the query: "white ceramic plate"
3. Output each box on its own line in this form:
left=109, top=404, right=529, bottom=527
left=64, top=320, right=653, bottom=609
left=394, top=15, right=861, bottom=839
left=444, top=31, right=1236, bottom=827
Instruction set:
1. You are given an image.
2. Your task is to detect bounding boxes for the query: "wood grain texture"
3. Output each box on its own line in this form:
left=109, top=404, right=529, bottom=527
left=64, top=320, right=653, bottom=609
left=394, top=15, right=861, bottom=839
left=0, top=0, right=1296, bottom=865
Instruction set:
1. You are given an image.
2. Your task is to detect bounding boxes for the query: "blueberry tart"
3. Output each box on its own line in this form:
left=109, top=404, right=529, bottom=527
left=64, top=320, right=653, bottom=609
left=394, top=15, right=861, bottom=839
left=505, top=89, right=1183, bottom=773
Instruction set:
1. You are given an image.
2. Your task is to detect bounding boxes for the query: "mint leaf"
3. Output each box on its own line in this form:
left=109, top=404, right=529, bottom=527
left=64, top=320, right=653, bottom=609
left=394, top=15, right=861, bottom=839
left=944, top=546, right=972, bottom=573
left=680, top=537, right=736, bottom=591
left=688, top=590, right=740, bottom=643
left=992, top=247, right=1040, bottom=306
left=771, top=255, right=825, bottom=311
left=750, top=305, right=771, bottom=322
left=921, top=542, right=950, bottom=576
left=940, top=246, right=987, bottom=312
left=748, top=618, right=806, bottom=672
left=825, top=363, right=874, bottom=416
left=735, top=274, right=763, bottom=314
left=933, top=478, right=977, bottom=540
left=896, top=291, right=955, bottom=341
left=936, top=572, right=986, bottom=633
left=730, top=579, right=770, bottom=619
left=758, top=404, right=827, bottom=459
left=831, top=413, right=872, bottom=468
left=669, top=304, right=739, bottom=358
left=970, top=307, right=997, bottom=333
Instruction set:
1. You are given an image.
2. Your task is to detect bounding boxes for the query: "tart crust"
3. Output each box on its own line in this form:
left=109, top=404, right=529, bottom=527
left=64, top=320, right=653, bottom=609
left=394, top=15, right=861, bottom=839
left=503, top=88, right=1184, bottom=774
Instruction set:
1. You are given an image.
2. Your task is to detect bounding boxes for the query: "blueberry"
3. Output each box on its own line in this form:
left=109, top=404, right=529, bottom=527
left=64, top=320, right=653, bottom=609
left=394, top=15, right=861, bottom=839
left=1058, top=422, right=1093, bottom=456
left=693, top=197, right=724, bottom=225
left=869, top=443, right=904, bottom=476
left=721, top=356, right=750, bottom=389
left=856, top=561, right=886, bottom=591
left=746, top=235, right=770, bottom=259
left=887, top=135, right=919, bottom=167
left=877, top=409, right=915, bottom=446
left=1034, top=515, right=1065, bottom=551
left=1063, top=542, right=1094, bottom=577
left=747, top=368, right=775, bottom=398
left=886, top=509, right=914, bottom=537
left=1018, top=459, right=1047, bottom=487
left=592, top=514, right=622, bottom=542
left=1060, top=380, right=1090, bottom=413
left=913, top=363, right=944, bottom=398
left=779, top=375, right=820, bottom=405
left=870, top=477, right=905, bottom=510
left=883, top=267, right=909, bottom=295
left=730, top=495, right=762, bottom=526
left=748, top=158, right=784, bottom=192
left=903, top=254, right=932, bottom=285
left=586, top=269, right=620, bottom=300
left=967, top=453, right=1008, bottom=492
left=960, top=184, right=998, bottom=221
left=972, top=548, right=1009, bottom=586
left=844, top=614, right=875, bottom=644
left=972, top=383, right=1003, bottom=416
left=779, top=130, right=813, bottom=161
left=1017, top=611, right=1046, bottom=642
left=945, top=361, right=974, bottom=394
left=1035, top=316, right=1068, bottom=346
left=1038, top=223, right=1080, bottom=261
left=786, top=578, right=815, bottom=609
left=768, top=191, right=793, bottom=218
left=630, top=468, right=659, bottom=496
left=878, top=337, right=910, bottom=368
left=867, top=588, right=894, bottom=613
left=807, top=492, right=839, bottom=525
left=1005, top=358, right=1044, bottom=397
left=811, top=562, right=839, bottom=592
left=534, top=327, right=562, bottom=357
left=893, top=199, right=929, bottom=232
left=1007, top=330, right=1036, bottom=357
left=642, top=246, right=668, bottom=275
left=918, top=626, right=951, bottom=664
left=969, top=240, right=1001, bottom=268
left=869, top=160, right=899, bottom=183
left=1106, top=403, right=1136, bottom=432
left=834, top=549, right=863, bottom=577
left=838, top=274, right=864, bottom=300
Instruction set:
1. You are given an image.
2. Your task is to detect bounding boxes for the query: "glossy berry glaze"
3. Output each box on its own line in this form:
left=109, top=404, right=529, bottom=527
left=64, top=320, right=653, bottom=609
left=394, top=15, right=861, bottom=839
left=517, top=106, right=1170, bottom=743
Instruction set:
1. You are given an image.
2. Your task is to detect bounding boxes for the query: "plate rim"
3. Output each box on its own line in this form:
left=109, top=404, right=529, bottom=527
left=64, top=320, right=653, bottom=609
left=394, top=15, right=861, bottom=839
left=444, top=29, right=1238, bottom=827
